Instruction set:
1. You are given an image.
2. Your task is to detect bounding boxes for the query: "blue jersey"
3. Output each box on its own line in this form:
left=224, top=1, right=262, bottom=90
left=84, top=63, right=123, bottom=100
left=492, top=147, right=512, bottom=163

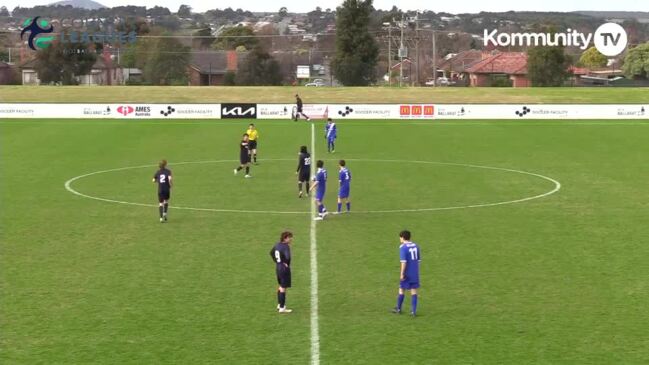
left=314, top=168, right=327, bottom=195
left=325, top=123, right=337, bottom=140
left=339, top=167, right=351, bottom=190
left=399, top=242, right=421, bottom=283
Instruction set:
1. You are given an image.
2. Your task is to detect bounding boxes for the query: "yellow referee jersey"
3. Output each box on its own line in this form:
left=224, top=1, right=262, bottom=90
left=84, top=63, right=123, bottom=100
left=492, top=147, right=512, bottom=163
left=246, top=129, right=259, bottom=141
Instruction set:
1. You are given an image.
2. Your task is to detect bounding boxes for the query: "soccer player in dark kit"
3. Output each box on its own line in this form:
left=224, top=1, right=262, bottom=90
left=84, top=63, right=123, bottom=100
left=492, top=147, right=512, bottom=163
left=152, top=160, right=172, bottom=223
left=270, top=231, right=294, bottom=313
left=294, top=94, right=311, bottom=121
left=296, top=145, right=312, bottom=198
left=234, top=133, right=252, bottom=178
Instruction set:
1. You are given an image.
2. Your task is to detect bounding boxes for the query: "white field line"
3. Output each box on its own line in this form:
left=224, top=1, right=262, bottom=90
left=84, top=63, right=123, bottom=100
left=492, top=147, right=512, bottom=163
left=64, top=159, right=561, bottom=214
left=310, top=122, right=320, bottom=365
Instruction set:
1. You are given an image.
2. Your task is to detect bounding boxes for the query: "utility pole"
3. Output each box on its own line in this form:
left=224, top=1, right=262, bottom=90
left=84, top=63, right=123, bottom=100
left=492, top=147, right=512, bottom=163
left=383, top=22, right=392, bottom=86
left=398, top=14, right=405, bottom=88
left=415, top=14, right=420, bottom=87
left=388, top=26, right=392, bottom=86
left=432, top=29, right=437, bottom=88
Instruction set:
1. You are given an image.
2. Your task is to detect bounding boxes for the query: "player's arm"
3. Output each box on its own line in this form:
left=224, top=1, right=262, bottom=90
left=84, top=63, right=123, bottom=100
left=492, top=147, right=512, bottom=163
left=399, top=246, right=407, bottom=281
left=296, top=154, right=303, bottom=174
left=309, top=179, right=319, bottom=192
left=270, top=248, right=277, bottom=263
left=168, top=174, right=173, bottom=188
left=152, top=173, right=157, bottom=183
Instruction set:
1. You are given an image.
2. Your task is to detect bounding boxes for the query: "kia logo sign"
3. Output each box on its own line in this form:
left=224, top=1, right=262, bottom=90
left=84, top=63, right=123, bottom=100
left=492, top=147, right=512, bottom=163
left=222, top=103, right=257, bottom=119
left=117, top=105, right=134, bottom=116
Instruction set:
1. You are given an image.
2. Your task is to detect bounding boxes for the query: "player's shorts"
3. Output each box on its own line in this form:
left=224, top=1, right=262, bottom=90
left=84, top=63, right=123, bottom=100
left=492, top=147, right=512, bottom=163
left=327, top=136, right=336, bottom=142
left=299, top=171, right=310, bottom=183
left=240, top=153, right=251, bottom=164
left=158, top=190, right=170, bottom=203
left=338, top=188, right=350, bottom=199
left=400, top=280, right=420, bottom=290
left=276, top=266, right=292, bottom=288
left=315, top=190, right=325, bottom=201
left=249, top=140, right=257, bottom=149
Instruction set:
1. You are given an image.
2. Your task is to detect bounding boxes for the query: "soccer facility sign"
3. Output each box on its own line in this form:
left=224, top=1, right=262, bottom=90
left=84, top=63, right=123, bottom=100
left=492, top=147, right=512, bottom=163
left=0, top=103, right=646, bottom=120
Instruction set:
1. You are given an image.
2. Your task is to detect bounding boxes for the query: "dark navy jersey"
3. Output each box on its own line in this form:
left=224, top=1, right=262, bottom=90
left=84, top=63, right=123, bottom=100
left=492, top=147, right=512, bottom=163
left=240, top=140, right=250, bottom=154
left=270, top=242, right=291, bottom=267
left=297, top=152, right=312, bottom=174
left=296, top=98, right=303, bottom=109
left=154, top=168, right=172, bottom=192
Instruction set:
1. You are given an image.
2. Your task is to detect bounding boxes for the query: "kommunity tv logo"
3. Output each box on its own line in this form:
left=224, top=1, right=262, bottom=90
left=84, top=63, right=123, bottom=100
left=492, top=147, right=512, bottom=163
left=484, top=22, right=628, bottom=57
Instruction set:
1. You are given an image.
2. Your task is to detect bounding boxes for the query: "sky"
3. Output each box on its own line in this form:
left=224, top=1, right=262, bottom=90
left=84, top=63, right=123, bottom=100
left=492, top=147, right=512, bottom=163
left=3, top=0, right=647, bottom=14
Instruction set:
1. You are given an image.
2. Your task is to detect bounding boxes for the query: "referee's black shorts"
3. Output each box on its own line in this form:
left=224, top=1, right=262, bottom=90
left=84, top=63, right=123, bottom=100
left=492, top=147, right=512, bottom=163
left=249, top=140, right=258, bottom=150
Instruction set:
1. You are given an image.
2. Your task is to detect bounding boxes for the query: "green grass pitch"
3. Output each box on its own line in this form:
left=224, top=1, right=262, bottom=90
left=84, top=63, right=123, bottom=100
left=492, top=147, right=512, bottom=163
left=2, top=118, right=649, bottom=364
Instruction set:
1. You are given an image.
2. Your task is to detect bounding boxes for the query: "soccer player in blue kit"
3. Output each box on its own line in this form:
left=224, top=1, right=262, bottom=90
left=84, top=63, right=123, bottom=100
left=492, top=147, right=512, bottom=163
left=336, top=159, right=351, bottom=214
left=393, top=230, right=421, bottom=316
left=309, top=160, right=328, bottom=220
left=325, top=118, right=337, bottom=153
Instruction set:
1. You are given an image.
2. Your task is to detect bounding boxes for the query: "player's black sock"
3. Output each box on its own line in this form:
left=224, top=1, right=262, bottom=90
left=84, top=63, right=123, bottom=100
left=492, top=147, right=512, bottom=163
left=236, top=166, right=243, bottom=171
left=245, top=166, right=250, bottom=174
left=277, top=290, right=281, bottom=306
left=331, top=142, right=335, bottom=151
left=253, top=154, right=257, bottom=163
left=279, top=292, right=286, bottom=307
left=158, top=205, right=163, bottom=218
left=298, top=182, right=302, bottom=192
left=163, top=203, right=168, bottom=214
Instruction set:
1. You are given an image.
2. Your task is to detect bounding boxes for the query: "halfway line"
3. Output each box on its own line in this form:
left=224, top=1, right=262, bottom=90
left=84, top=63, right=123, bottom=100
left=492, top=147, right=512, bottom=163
left=309, top=122, right=320, bottom=365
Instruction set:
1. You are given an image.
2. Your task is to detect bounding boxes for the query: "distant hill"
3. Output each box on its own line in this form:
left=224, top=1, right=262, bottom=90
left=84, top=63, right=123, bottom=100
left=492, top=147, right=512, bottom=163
left=574, top=11, right=649, bottom=20
left=49, top=0, right=107, bottom=10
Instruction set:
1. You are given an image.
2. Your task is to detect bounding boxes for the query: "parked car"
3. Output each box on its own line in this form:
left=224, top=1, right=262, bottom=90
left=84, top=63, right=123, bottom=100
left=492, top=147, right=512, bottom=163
left=425, top=77, right=456, bottom=86
left=305, top=79, right=325, bottom=87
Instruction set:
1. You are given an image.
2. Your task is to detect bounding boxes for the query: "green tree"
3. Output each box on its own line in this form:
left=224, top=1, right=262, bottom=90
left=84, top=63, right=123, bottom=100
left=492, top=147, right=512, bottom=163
left=193, top=27, right=215, bottom=49
left=34, top=39, right=96, bottom=85
left=278, top=7, right=288, bottom=18
left=579, top=47, right=607, bottom=69
left=224, top=71, right=236, bottom=85
left=143, top=36, right=190, bottom=85
left=177, top=5, right=192, bottom=17
left=622, top=42, right=649, bottom=80
left=212, top=26, right=258, bottom=51
left=332, top=0, right=379, bottom=86
left=0, top=6, right=9, bottom=16
left=235, top=46, right=283, bottom=85
left=527, top=46, right=570, bottom=86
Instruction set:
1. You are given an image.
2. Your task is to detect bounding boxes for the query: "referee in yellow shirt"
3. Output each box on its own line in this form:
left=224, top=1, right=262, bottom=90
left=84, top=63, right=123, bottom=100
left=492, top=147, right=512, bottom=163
left=246, top=123, right=259, bottom=164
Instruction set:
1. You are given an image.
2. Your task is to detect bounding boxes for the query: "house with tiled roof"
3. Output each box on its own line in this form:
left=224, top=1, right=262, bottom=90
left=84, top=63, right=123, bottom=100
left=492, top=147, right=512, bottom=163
left=465, top=52, right=529, bottom=87
left=187, top=50, right=243, bottom=86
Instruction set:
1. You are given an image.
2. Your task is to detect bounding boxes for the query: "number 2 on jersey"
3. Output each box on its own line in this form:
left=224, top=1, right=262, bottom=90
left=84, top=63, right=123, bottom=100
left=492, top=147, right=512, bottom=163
left=159, top=174, right=166, bottom=184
